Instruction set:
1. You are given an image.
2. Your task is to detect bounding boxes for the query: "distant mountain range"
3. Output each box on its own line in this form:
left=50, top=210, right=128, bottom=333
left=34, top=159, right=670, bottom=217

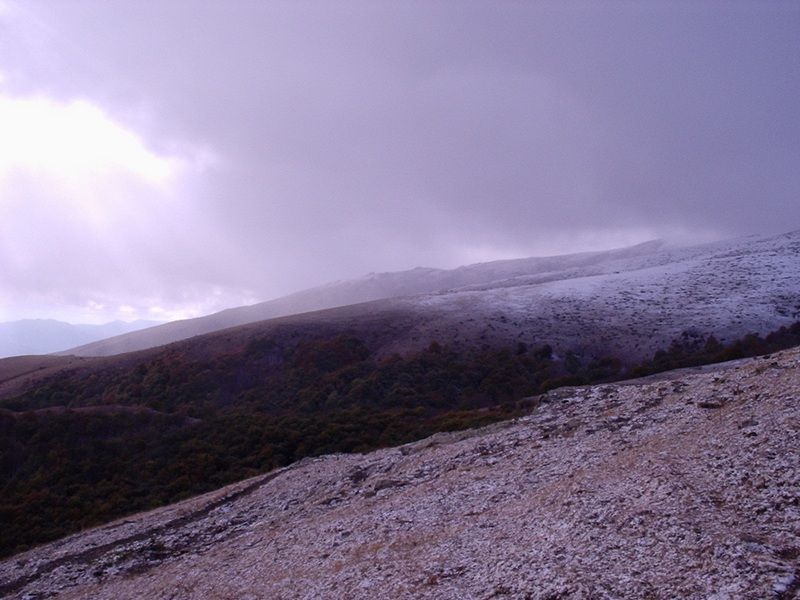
left=0, top=319, right=160, bottom=358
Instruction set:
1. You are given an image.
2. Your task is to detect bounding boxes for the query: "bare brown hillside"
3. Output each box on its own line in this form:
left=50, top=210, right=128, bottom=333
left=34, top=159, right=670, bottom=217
left=2, top=349, right=798, bottom=599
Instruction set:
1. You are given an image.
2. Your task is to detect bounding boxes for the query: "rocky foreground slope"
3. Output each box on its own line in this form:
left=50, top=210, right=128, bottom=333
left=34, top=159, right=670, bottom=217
left=2, top=349, right=799, bottom=599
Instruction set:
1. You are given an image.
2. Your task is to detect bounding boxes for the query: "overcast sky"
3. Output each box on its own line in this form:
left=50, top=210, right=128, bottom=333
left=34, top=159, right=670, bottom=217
left=0, top=1, right=798, bottom=323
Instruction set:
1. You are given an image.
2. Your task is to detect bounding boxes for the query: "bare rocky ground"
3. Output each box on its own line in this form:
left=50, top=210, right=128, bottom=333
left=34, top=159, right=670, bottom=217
left=2, top=349, right=799, bottom=599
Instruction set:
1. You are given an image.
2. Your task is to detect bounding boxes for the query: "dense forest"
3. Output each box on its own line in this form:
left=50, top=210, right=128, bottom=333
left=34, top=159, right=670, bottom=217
left=2, top=321, right=799, bottom=558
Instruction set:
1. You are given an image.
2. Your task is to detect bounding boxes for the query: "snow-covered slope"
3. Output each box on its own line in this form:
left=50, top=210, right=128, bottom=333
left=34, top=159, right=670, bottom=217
left=62, top=240, right=666, bottom=357
left=379, top=230, right=800, bottom=360
left=62, top=230, right=800, bottom=361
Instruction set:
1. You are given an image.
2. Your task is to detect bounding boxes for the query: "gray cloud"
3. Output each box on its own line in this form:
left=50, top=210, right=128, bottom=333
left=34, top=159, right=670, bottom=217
left=0, top=1, right=798, bottom=322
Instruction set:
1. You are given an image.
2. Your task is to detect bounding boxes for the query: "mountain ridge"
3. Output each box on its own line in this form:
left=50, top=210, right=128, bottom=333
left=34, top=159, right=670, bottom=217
left=61, top=230, right=800, bottom=360
left=2, top=230, right=796, bottom=406
left=61, top=239, right=669, bottom=357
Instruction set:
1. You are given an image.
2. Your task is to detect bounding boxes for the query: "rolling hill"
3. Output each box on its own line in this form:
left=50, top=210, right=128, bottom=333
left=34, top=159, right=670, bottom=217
left=61, top=231, right=800, bottom=363
left=2, top=229, right=796, bottom=406
left=62, top=240, right=668, bottom=357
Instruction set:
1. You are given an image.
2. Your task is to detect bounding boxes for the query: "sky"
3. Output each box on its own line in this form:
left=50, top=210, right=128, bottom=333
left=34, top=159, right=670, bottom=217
left=0, top=1, right=798, bottom=324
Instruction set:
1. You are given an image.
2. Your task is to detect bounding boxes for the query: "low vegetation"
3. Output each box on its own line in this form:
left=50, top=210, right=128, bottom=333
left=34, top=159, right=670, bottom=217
left=1, top=321, right=799, bottom=558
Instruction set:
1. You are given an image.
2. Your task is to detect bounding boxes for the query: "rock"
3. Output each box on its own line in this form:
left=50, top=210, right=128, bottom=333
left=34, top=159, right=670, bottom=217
left=372, top=479, right=407, bottom=493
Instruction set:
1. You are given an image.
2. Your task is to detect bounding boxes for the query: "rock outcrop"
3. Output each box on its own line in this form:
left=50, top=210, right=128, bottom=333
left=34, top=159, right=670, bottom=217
left=2, top=349, right=799, bottom=599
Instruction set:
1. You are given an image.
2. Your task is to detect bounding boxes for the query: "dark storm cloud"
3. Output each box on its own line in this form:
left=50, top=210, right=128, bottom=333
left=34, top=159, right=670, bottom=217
left=1, top=1, right=798, bottom=321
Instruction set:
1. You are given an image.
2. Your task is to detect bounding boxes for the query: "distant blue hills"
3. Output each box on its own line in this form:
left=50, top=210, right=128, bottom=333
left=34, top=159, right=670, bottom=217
left=0, top=319, right=161, bottom=358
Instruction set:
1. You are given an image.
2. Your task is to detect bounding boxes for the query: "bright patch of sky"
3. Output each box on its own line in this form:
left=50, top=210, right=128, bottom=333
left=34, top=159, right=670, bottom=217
left=0, top=95, right=176, bottom=184
left=0, top=0, right=797, bottom=324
